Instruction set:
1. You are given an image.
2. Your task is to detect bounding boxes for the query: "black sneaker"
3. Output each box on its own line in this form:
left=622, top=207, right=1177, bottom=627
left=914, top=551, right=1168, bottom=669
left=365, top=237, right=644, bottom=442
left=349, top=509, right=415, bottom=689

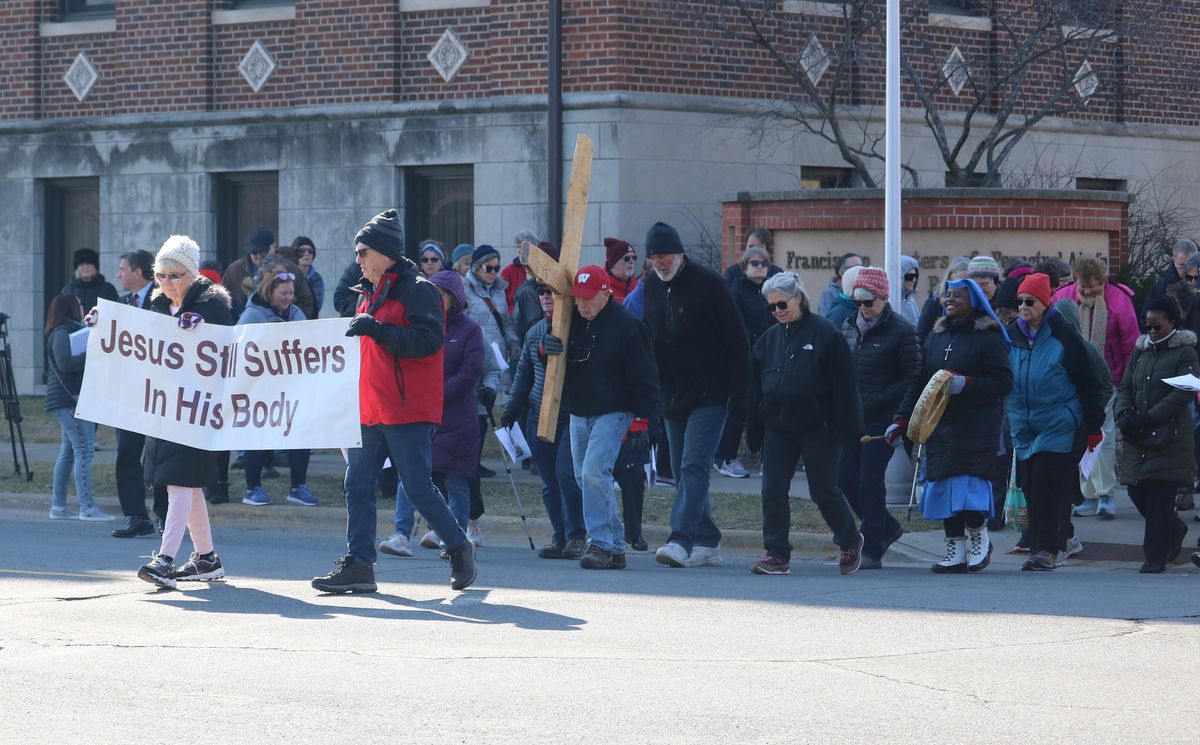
left=311, top=555, right=377, bottom=594
left=173, top=552, right=225, bottom=582
left=579, top=544, right=614, bottom=569
left=137, top=554, right=176, bottom=589
left=111, top=516, right=155, bottom=538
left=537, top=540, right=565, bottom=559
left=561, top=538, right=587, bottom=559
left=206, top=482, right=230, bottom=505
left=442, top=541, right=477, bottom=590
left=627, top=536, right=649, bottom=552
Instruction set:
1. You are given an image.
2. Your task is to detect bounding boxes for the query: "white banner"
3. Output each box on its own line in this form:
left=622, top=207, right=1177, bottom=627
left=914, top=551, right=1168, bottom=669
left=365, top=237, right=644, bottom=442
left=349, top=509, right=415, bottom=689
left=76, top=299, right=362, bottom=450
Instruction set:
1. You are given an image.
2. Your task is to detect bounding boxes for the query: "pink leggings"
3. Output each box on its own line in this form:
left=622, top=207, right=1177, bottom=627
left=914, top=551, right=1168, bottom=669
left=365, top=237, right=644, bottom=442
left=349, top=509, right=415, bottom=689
left=158, top=486, right=214, bottom=560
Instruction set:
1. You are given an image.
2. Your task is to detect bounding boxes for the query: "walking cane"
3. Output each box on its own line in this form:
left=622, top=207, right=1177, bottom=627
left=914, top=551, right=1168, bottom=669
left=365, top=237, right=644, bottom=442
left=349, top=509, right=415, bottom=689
left=490, top=413, right=536, bottom=550
left=907, top=443, right=924, bottom=521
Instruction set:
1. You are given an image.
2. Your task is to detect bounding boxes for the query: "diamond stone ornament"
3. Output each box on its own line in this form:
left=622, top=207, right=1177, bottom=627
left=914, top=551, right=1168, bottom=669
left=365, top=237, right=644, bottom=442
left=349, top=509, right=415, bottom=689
left=1074, top=60, right=1099, bottom=102
left=799, top=34, right=831, bottom=86
left=238, top=40, right=277, bottom=93
left=64, top=52, right=99, bottom=102
left=428, top=28, right=469, bottom=83
left=942, top=46, right=969, bottom=96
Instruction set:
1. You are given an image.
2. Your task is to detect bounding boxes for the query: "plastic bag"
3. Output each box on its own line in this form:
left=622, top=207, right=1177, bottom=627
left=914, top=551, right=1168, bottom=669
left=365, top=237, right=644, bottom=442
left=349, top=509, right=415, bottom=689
left=1002, top=453, right=1028, bottom=531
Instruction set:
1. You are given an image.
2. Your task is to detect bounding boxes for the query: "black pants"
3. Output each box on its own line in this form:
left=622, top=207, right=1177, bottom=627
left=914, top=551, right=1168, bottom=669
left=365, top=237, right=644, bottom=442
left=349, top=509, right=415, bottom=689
left=615, top=465, right=645, bottom=540
left=1128, top=480, right=1187, bottom=565
left=837, top=418, right=902, bottom=560
left=471, top=416, right=487, bottom=520
left=762, top=430, right=858, bottom=561
left=116, top=428, right=167, bottom=520
left=244, top=449, right=311, bottom=489
left=1019, top=450, right=1078, bottom=554
left=715, top=409, right=745, bottom=463
left=944, top=511, right=985, bottom=537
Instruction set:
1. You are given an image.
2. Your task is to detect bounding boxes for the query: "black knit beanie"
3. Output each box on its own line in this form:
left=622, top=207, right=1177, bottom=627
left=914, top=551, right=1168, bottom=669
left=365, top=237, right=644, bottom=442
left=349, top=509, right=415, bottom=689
left=645, top=222, right=684, bottom=256
left=355, top=209, right=405, bottom=261
left=73, top=247, right=100, bottom=269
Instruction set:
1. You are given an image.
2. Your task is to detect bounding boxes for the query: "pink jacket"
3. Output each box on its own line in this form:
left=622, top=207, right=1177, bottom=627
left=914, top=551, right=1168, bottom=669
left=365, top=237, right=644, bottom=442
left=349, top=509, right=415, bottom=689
left=1050, top=280, right=1138, bottom=386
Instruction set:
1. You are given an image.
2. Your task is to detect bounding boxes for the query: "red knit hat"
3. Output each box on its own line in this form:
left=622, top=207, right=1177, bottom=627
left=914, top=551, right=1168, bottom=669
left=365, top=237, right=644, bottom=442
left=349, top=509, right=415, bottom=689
left=199, top=268, right=222, bottom=284
left=1017, top=272, right=1052, bottom=308
left=603, top=237, right=633, bottom=270
left=852, top=267, right=890, bottom=301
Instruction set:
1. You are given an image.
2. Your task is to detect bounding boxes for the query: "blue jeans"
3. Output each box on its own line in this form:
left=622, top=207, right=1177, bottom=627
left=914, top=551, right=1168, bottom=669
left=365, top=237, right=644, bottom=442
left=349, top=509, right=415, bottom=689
left=51, top=408, right=96, bottom=510
left=530, top=410, right=584, bottom=543
left=345, top=423, right=466, bottom=564
left=569, top=412, right=632, bottom=552
left=394, top=472, right=470, bottom=536
left=664, top=405, right=726, bottom=553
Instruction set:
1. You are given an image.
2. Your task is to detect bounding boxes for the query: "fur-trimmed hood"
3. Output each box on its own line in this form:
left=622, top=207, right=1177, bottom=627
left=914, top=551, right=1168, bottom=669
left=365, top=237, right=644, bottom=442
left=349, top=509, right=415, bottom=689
left=149, top=276, right=232, bottom=311
left=1134, top=328, right=1198, bottom=352
left=932, top=313, right=1000, bottom=335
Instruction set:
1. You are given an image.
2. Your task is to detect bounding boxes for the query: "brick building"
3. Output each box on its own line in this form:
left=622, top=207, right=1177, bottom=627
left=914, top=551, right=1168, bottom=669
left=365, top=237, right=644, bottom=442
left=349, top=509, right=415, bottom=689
left=1, top=0, right=1198, bottom=391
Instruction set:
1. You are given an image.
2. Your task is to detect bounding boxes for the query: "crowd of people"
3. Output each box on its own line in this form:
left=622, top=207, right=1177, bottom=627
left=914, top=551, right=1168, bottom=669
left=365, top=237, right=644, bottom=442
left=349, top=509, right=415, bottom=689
left=44, top=211, right=1200, bottom=591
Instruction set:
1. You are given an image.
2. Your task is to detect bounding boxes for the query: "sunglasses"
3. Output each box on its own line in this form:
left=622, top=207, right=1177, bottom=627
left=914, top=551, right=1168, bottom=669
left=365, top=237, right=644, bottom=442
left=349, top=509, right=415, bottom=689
left=536, top=287, right=553, bottom=297
left=154, top=272, right=184, bottom=283
left=904, top=273, right=918, bottom=281
left=1188, top=274, right=1200, bottom=282
left=747, top=260, right=768, bottom=268
left=622, top=253, right=637, bottom=263
left=297, top=248, right=315, bottom=256
left=421, top=256, right=442, bottom=264
left=852, top=298, right=877, bottom=307
left=769, top=300, right=791, bottom=311
left=1018, top=297, right=1039, bottom=307
left=354, top=247, right=370, bottom=258
left=274, top=272, right=296, bottom=281
left=481, top=264, right=499, bottom=274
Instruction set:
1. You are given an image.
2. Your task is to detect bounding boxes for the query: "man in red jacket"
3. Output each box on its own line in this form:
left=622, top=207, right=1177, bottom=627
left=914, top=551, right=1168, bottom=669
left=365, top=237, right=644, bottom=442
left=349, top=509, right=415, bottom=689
left=312, top=209, right=476, bottom=594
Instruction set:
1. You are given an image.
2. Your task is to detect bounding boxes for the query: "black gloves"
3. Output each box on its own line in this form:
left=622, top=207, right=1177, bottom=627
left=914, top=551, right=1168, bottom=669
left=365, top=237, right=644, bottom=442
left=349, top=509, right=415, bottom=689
left=479, top=387, right=497, bottom=412
left=1117, top=409, right=1150, bottom=438
left=542, top=334, right=564, bottom=356
left=500, top=408, right=520, bottom=430
left=345, top=313, right=381, bottom=338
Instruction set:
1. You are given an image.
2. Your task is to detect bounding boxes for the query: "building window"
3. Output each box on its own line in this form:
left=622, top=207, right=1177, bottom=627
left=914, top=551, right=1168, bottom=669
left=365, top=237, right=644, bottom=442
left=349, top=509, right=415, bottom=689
left=231, top=1, right=294, bottom=7
left=1076, top=177, right=1127, bottom=192
left=929, top=0, right=974, bottom=14
left=213, top=172, right=279, bottom=271
left=404, top=166, right=474, bottom=259
left=60, top=0, right=115, bottom=18
left=801, top=166, right=854, bottom=189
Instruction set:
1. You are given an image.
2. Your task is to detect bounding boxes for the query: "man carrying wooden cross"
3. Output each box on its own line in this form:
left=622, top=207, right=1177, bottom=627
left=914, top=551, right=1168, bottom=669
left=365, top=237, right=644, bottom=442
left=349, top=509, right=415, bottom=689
left=542, top=266, right=659, bottom=569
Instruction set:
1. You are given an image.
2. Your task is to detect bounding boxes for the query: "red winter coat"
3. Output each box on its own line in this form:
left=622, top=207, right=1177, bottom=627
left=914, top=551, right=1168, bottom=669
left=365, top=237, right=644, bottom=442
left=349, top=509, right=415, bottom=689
left=356, top=260, right=445, bottom=426
left=607, top=271, right=638, bottom=304
left=500, top=260, right=527, bottom=312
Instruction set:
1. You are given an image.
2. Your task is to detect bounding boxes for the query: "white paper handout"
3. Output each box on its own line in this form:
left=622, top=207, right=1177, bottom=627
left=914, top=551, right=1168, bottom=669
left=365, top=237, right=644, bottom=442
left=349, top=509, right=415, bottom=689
left=490, top=341, right=510, bottom=372
left=495, top=421, right=531, bottom=463
left=1163, top=373, right=1200, bottom=392
left=1078, top=434, right=1102, bottom=480
left=69, top=326, right=90, bottom=356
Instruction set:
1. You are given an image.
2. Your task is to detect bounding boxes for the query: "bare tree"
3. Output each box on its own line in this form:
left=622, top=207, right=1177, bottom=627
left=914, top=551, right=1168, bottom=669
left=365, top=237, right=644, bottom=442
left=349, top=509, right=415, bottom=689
left=664, top=1, right=1191, bottom=188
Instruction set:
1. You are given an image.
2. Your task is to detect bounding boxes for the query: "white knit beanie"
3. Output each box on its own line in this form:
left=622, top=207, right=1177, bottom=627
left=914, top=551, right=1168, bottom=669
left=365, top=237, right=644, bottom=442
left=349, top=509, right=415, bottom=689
left=155, top=235, right=201, bottom=279
left=841, top=264, right=864, bottom=296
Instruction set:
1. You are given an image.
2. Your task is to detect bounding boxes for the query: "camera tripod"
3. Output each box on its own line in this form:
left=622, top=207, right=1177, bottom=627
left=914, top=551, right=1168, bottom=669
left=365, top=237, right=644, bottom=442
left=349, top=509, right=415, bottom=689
left=0, top=313, right=32, bottom=480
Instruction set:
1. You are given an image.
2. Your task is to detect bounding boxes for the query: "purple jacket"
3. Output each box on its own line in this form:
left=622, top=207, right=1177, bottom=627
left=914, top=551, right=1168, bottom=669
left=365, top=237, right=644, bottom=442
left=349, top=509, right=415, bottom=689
left=429, top=271, right=484, bottom=478
left=1050, top=279, right=1139, bottom=386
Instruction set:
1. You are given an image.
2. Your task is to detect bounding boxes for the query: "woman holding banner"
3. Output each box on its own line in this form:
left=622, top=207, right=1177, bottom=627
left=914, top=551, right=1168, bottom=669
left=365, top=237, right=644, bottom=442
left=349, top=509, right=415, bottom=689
left=137, top=235, right=235, bottom=589
left=236, top=267, right=318, bottom=508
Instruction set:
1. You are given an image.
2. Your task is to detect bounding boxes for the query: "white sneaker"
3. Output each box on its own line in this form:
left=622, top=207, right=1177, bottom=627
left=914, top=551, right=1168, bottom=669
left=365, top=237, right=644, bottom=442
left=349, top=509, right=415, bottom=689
left=655, top=542, right=690, bottom=568
left=715, top=459, right=750, bottom=479
left=1073, top=498, right=1099, bottom=517
left=466, top=519, right=483, bottom=547
left=1097, top=495, right=1117, bottom=519
left=1059, top=535, right=1083, bottom=565
left=688, top=545, right=724, bottom=566
left=379, top=532, right=413, bottom=557
left=78, top=505, right=116, bottom=522
left=419, top=530, right=442, bottom=549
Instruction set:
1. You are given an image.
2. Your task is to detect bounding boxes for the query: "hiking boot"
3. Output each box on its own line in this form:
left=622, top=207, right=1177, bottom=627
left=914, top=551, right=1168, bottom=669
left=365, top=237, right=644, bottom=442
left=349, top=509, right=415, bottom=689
left=287, top=484, right=319, bottom=506
left=751, top=554, right=790, bottom=575
left=839, top=533, right=864, bottom=575
left=655, top=542, right=690, bottom=568
left=1097, top=495, right=1117, bottom=519
left=561, top=538, right=587, bottom=559
left=715, top=458, right=750, bottom=479
left=442, top=541, right=477, bottom=590
left=379, top=532, right=413, bottom=558
left=932, top=537, right=968, bottom=574
left=537, top=540, right=566, bottom=559
left=966, top=526, right=992, bottom=572
left=579, top=543, right=615, bottom=570
left=242, top=486, right=272, bottom=506
left=78, top=505, right=116, bottom=522
left=173, top=552, right=225, bottom=582
left=312, top=555, right=377, bottom=594
left=111, top=516, right=155, bottom=538
left=207, top=482, right=230, bottom=505
left=1022, top=551, right=1057, bottom=571
left=137, top=554, right=176, bottom=589
left=1073, top=498, right=1099, bottom=517
left=688, top=545, right=724, bottom=567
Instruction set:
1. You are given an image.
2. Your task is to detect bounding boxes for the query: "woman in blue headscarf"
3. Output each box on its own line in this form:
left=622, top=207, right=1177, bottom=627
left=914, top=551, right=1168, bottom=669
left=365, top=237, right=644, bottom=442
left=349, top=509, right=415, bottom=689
left=890, top=278, right=1013, bottom=573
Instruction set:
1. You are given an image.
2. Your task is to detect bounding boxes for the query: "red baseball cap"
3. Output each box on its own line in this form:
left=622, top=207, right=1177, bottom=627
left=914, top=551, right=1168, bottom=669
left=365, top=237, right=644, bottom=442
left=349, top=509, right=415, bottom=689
left=568, top=265, right=611, bottom=299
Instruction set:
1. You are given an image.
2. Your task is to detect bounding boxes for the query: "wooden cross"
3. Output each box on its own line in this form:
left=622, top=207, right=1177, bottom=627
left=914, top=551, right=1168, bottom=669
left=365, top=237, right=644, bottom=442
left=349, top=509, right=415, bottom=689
left=525, top=133, right=593, bottom=443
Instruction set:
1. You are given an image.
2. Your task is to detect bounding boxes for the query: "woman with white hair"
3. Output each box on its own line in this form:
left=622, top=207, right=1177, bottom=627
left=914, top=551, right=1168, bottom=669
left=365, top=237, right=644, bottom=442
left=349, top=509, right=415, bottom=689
left=137, top=235, right=235, bottom=589
left=746, top=271, right=865, bottom=576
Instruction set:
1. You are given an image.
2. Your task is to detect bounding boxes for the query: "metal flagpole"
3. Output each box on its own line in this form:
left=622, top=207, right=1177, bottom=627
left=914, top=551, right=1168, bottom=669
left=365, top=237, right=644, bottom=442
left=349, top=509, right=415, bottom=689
left=885, top=0, right=903, bottom=310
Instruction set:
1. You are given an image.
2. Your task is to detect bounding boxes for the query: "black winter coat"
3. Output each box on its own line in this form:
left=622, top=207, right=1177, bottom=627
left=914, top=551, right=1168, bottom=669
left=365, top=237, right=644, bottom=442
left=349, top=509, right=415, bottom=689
left=643, top=258, right=750, bottom=418
left=564, top=299, right=660, bottom=420
left=916, top=293, right=943, bottom=347
left=840, top=304, right=920, bottom=424
left=61, top=274, right=119, bottom=314
left=44, top=320, right=85, bottom=412
left=730, top=274, right=776, bottom=348
left=747, top=311, right=862, bottom=449
left=142, top=278, right=235, bottom=488
left=896, top=312, right=1012, bottom=483
left=333, top=260, right=363, bottom=318
left=1116, top=330, right=1199, bottom=485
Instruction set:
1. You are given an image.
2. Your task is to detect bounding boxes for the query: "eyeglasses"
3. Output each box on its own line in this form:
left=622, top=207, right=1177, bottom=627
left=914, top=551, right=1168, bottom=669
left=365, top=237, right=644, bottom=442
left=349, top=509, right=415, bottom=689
left=768, top=300, right=791, bottom=311
left=421, top=256, right=442, bottom=264
left=852, top=298, right=877, bottom=308
left=622, top=253, right=637, bottom=263
left=275, top=272, right=296, bottom=281
left=297, top=248, right=315, bottom=257
left=354, top=247, right=370, bottom=258
left=1188, top=274, right=1200, bottom=282
left=154, top=272, right=184, bottom=283
left=536, top=287, right=553, bottom=297
left=747, top=260, right=768, bottom=268
left=1018, top=297, right=1039, bottom=307
left=481, top=264, right=499, bottom=274
left=1146, top=324, right=1165, bottom=333
left=904, top=273, right=918, bottom=281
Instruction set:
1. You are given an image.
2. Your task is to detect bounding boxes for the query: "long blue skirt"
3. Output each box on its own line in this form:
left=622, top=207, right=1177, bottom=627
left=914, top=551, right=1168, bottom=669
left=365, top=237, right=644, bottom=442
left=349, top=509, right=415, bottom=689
left=922, top=475, right=995, bottom=520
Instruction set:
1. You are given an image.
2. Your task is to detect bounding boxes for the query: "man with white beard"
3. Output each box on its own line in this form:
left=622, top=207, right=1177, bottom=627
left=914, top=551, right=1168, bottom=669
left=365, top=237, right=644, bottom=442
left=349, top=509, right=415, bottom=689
left=641, top=221, right=750, bottom=568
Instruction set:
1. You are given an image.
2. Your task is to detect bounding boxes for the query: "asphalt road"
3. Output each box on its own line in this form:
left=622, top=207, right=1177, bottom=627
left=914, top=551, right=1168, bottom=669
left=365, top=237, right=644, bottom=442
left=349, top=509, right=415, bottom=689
left=2, top=505, right=1198, bottom=745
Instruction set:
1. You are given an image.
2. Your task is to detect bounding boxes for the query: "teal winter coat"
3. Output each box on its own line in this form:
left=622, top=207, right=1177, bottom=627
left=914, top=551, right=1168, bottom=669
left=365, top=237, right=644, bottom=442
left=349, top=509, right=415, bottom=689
left=1006, top=309, right=1106, bottom=459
